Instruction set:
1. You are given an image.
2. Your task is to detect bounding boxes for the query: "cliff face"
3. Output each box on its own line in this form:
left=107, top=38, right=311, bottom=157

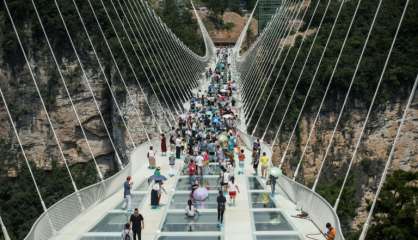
left=0, top=48, right=165, bottom=176
left=272, top=97, right=418, bottom=229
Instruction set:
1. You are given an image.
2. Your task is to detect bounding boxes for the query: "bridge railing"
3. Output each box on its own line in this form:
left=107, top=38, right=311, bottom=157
left=24, top=155, right=133, bottom=240
left=237, top=129, right=344, bottom=240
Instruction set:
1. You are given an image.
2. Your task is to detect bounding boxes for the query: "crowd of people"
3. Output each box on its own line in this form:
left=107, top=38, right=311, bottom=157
left=118, top=47, right=337, bottom=239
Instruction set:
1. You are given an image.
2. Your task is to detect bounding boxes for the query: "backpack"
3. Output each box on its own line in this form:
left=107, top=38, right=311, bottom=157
left=188, top=164, right=196, bottom=175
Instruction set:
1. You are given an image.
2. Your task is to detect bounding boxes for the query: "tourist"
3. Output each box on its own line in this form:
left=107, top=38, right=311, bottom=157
left=195, top=152, right=204, bottom=176
left=129, top=208, right=144, bottom=240
left=207, top=140, right=216, bottom=162
left=121, top=223, right=133, bottom=240
left=188, top=159, right=197, bottom=185
left=217, top=190, right=226, bottom=227
left=168, top=152, right=176, bottom=177
left=123, top=176, right=132, bottom=212
left=228, top=176, right=240, bottom=206
left=252, top=149, right=260, bottom=176
left=260, top=152, right=269, bottom=179
left=238, top=149, right=245, bottom=175
left=269, top=173, right=278, bottom=196
left=147, top=146, right=156, bottom=169
left=322, top=223, right=337, bottom=240
left=160, top=134, right=167, bottom=156
left=185, top=199, right=199, bottom=217
left=151, top=180, right=166, bottom=209
left=169, top=135, right=176, bottom=153
left=175, top=136, right=182, bottom=159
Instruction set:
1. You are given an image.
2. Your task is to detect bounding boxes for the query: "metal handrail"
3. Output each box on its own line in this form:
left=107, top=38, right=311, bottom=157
left=237, top=129, right=344, bottom=240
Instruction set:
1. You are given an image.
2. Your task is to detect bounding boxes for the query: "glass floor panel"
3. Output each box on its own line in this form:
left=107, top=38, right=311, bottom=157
left=176, top=177, right=220, bottom=191
left=256, top=235, right=300, bottom=240
left=248, top=177, right=264, bottom=190
left=253, top=212, right=293, bottom=231
left=115, top=194, right=146, bottom=209
left=162, top=212, right=220, bottom=232
left=251, top=192, right=277, bottom=208
left=81, top=237, right=120, bottom=240
left=135, top=181, right=149, bottom=191
left=89, top=212, right=129, bottom=232
left=181, top=164, right=222, bottom=176
left=170, top=193, right=218, bottom=209
left=158, top=236, right=221, bottom=240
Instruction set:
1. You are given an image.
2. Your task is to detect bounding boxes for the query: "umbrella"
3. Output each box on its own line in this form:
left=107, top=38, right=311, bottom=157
left=148, top=174, right=167, bottom=182
left=270, top=167, right=282, bottom=178
left=206, top=111, right=213, bottom=116
left=193, top=187, right=209, bottom=201
left=218, top=134, right=228, bottom=143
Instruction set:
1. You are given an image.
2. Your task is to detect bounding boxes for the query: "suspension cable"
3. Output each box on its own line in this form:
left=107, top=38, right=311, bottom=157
left=247, top=0, right=309, bottom=128
left=293, top=0, right=364, bottom=180
left=95, top=0, right=163, bottom=132
left=53, top=0, right=124, bottom=169
left=359, top=73, right=417, bottom=240
left=277, top=0, right=346, bottom=168
left=244, top=0, right=303, bottom=116
left=312, top=0, right=385, bottom=192
left=31, top=0, right=105, bottom=180
left=260, top=0, right=323, bottom=141
left=70, top=0, right=154, bottom=141
left=334, top=0, right=411, bottom=210
left=8, top=0, right=84, bottom=209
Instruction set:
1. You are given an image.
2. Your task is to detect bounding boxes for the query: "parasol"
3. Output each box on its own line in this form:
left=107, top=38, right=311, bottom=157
left=193, top=187, right=209, bottom=201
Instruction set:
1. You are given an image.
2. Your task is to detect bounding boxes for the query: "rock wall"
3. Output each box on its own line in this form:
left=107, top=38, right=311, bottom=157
left=272, top=97, right=418, bottom=229
left=0, top=53, right=169, bottom=176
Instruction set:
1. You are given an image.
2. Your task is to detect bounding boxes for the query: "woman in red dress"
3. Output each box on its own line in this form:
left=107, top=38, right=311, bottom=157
left=161, top=134, right=167, bottom=156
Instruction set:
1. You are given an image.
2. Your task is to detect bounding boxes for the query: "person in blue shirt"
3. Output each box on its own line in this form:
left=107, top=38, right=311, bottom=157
left=123, top=176, right=132, bottom=212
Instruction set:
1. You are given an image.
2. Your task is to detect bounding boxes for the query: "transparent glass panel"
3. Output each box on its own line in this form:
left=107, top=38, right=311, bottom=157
left=248, top=177, right=264, bottom=190
left=256, top=235, right=300, bottom=240
left=115, top=194, right=146, bottom=209
left=81, top=237, right=120, bottom=240
left=89, top=212, right=129, bottom=232
left=253, top=212, right=293, bottom=231
left=135, top=181, right=149, bottom=191
left=158, top=236, right=221, bottom=240
left=176, top=177, right=220, bottom=191
left=251, top=192, right=277, bottom=208
left=162, top=213, right=220, bottom=232
left=170, top=193, right=218, bottom=209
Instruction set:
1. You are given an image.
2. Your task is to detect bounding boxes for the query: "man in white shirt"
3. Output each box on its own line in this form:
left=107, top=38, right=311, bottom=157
left=195, top=152, right=204, bottom=176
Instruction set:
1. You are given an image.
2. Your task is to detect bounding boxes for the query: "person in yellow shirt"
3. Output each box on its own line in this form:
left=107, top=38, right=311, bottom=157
left=259, top=152, right=269, bottom=179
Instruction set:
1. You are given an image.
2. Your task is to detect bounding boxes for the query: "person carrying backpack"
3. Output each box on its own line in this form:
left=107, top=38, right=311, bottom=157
left=217, top=190, right=226, bottom=227
left=188, top=159, right=197, bottom=185
left=121, top=223, right=133, bottom=240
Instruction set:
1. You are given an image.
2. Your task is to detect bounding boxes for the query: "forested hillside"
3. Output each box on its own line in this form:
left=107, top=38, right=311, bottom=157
left=245, top=0, right=418, bottom=238
left=0, top=0, right=204, bottom=238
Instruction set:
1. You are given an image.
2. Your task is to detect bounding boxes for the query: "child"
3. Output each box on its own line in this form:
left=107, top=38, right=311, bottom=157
left=238, top=149, right=245, bottom=175
left=228, top=176, right=240, bottom=206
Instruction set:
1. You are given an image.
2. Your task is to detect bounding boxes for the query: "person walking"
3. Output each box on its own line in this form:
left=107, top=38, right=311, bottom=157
left=217, top=190, right=226, bottom=227
left=228, top=176, right=240, bottom=206
left=175, top=136, right=182, bottom=159
left=252, top=150, right=260, bottom=176
left=147, top=146, right=156, bottom=169
left=123, top=176, right=132, bottom=212
left=195, top=152, right=204, bottom=176
left=129, top=208, right=144, bottom=240
left=260, top=152, right=269, bottom=179
left=160, top=134, right=167, bottom=156
left=269, top=173, right=278, bottom=196
left=121, top=223, right=133, bottom=240
left=238, top=149, right=245, bottom=175
left=168, top=152, right=176, bottom=177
